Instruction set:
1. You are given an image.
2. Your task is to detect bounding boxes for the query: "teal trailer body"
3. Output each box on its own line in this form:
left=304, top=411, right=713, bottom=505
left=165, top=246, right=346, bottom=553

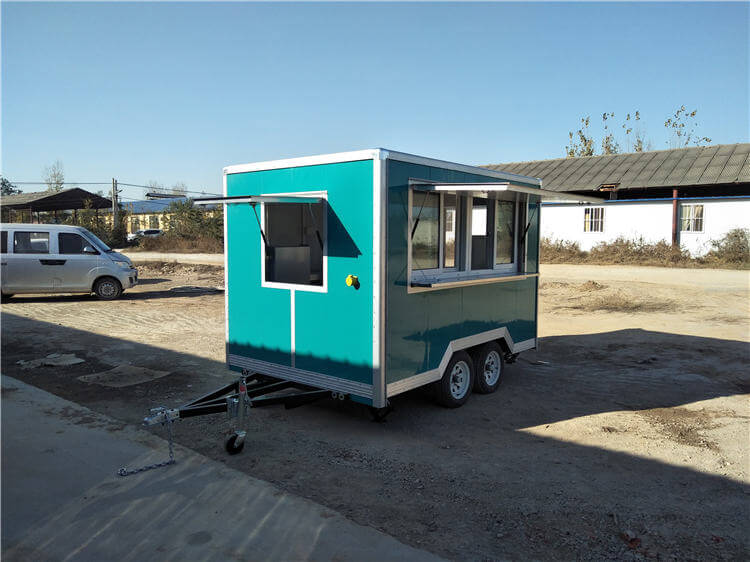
left=220, top=149, right=553, bottom=408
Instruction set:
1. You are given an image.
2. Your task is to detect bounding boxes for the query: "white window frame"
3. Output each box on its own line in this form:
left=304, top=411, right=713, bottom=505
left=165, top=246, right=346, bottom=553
left=583, top=207, right=605, bottom=233
left=260, top=190, right=328, bottom=293
left=680, top=203, right=704, bottom=233
left=408, top=185, right=524, bottom=289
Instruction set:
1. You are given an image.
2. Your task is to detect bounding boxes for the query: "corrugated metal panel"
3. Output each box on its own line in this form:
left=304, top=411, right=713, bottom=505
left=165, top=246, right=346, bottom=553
left=718, top=147, right=748, bottom=183
left=679, top=149, right=715, bottom=185
left=539, top=158, right=578, bottom=188
left=698, top=150, right=731, bottom=184
left=647, top=150, right=683, bottom=186
left=576, top=155, right=616, bottom=189
left=548, top=157, right=591, bottom=191
left=636, top=150, right=672, bottom=187
left=617, top=150, right=658, bottom=188
left=663, top=150, right=695, bottom=185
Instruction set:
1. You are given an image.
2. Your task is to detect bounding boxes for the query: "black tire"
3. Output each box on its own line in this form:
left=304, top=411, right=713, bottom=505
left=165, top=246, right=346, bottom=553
left=224, top=433, right=245, bottom=455
left=93, top=277, right=122, bottom=300
left=435, top=350, right=474, bottom=408
left=473, top=342, right=504, bottom=394
left=1, top=293, right=13, bottom=302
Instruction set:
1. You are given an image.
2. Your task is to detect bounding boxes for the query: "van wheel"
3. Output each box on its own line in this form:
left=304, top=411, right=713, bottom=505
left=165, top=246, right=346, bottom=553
left=94, top=277, right=122, bottom=300
left=473, top=342, right=504, bottom=394
left=435, top=350, right=474, bottom=408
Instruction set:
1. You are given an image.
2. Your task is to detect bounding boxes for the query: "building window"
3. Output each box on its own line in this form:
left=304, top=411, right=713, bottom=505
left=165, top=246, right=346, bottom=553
left=148, top=215, right=160, bottom=229
left=263, top=201, right=326, bottom=287
left=680, top=204, right=704, bottom=232
left=131, top=217, right=141, bottom=233
left=583, top=207, right=604, bottom=232
left=13, top=231, right=50, bottom=254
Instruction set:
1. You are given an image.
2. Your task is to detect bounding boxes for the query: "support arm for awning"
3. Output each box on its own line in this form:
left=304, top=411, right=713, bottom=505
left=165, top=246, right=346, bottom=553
left=194, top=195, right=324, bottom=206
left=412, top=182, right=606, bottom=204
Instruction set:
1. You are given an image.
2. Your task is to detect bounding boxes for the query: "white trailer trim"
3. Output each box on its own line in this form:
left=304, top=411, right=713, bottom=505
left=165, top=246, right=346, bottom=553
left=386, top=328, right=535, bottom=398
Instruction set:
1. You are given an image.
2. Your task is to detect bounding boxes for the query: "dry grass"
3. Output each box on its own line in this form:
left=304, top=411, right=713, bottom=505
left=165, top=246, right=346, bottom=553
left=128, top=234, right=224, bottom=254
left=541, top=229, right=750, bottom=270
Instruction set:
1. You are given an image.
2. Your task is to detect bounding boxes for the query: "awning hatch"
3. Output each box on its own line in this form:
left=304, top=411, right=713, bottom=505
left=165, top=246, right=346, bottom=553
left=193, top=195, right=324, bottom=206
left=413, top=182, right=606, bottom=204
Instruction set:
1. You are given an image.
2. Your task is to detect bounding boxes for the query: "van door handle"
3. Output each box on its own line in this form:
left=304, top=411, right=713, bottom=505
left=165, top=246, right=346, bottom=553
left=39, top=259, right=66, bottom=266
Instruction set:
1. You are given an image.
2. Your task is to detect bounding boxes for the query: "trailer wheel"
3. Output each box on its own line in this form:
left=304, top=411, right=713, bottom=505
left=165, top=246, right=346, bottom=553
left=224, top=432, right=245, bottom=455
left=473, top=342, right=504, bottom=394
left=435, top=351, right=474, bottom=408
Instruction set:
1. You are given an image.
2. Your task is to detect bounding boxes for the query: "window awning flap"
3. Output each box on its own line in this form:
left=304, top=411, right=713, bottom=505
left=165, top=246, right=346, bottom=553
left=194, top=195, right=324, bottom=206
left=413, top=182, right=606, bottom=204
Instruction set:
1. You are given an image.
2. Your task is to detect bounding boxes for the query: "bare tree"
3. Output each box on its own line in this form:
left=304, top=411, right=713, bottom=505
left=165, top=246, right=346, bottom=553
left=170, top=182, right=188, bottom=196
left=43, top=160, right=64, bottom=192
left=664, top=106, right=712, bottom=148
left=145, top=180, right=165, bottom=198
left=565, top=116, right=595, bottom=157
left=601, top=112, right=620, bottom=155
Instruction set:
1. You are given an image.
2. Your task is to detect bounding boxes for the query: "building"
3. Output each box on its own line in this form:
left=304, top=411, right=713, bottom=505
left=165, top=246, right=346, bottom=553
left=485, top=143, right=750, bottom=256
left=122, top=198, right=183, bottom=234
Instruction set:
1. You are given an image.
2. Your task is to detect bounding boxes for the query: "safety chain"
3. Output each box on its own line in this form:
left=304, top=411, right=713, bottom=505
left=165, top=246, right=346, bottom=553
left=117, top=407, right=176, bottom=477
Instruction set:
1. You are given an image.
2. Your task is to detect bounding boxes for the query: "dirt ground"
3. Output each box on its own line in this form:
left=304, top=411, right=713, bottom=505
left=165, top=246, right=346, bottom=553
left=2, top=262, right=748, bottom=560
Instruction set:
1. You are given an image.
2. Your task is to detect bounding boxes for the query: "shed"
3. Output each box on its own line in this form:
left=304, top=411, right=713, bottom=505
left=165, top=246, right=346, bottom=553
left=0, top=188, right=112, bottom=222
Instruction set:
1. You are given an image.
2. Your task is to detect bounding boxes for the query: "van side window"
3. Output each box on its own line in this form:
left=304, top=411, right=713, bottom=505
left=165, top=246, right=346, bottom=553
left=1, top=231, right=7, bottom=254
left=14, top=232, right=50, bottom=254
left=59, top=233, right=93, bottom=254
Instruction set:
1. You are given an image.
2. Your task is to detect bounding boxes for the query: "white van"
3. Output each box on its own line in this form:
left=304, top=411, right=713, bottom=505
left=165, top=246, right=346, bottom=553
left=1, top=224, right=138, bottom=300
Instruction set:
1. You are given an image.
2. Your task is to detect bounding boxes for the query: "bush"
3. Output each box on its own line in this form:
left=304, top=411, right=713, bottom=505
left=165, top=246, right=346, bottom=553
left=136, top=234, right=223, bottom=253
left=703, top=228, right=750, bottom=267
left=540, top=231, right=749, bottom=269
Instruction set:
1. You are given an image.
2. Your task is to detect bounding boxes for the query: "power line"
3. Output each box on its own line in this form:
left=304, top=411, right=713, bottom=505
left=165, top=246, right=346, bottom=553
left=7, top=180, right=220, bottom=197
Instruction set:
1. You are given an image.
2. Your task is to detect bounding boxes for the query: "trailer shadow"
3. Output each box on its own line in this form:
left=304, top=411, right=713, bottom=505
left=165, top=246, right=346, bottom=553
left=1, top=312, right=748, bottom=559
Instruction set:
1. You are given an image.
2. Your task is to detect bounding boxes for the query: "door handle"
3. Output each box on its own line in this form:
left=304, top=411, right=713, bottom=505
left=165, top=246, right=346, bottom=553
left=39, top=259, right=66, bottom=266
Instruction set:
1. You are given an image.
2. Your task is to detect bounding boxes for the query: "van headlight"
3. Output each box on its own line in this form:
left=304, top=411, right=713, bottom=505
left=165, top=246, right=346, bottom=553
left=113, top=260, right=131, bottom=269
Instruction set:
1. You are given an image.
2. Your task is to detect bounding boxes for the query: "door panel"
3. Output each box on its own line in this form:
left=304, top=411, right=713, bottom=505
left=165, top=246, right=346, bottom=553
left=6, top=231, right=53, bottom=292
left=57, top=232, right=100, bottom=291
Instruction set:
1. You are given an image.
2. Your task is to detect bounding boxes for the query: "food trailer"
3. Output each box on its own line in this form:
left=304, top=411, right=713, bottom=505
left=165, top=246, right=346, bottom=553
left=139, top=149, right=602, bottom=456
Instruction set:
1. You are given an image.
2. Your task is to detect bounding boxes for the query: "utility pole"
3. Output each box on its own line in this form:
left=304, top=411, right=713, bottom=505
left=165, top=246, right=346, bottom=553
left=111, top=178, right=119, bottom=230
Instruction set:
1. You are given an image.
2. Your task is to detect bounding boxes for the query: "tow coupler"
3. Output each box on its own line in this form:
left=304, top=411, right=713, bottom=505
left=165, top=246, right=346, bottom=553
left=118, top=372, right=340, bottom=476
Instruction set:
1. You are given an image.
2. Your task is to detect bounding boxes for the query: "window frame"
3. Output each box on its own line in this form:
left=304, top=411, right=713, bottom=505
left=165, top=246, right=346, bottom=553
left=583, top=206, right=605, bottom=233
left=13, top=231, right=50, bottom=254
left=259, top=190, right=328, bottom=293
left=680, top=204, right=704, bottom=233
left=408, top=183, right=526, bottom=291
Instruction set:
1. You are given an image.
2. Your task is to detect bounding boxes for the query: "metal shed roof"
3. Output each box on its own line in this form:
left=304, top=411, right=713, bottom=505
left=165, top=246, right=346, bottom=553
left=483, top=143, right=750, bottom=192
left=0, top=188, right=112, bottom=211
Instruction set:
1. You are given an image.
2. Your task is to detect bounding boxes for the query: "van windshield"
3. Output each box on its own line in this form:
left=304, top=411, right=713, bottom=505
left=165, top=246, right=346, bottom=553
left=82, top=230, right=111, bottom=252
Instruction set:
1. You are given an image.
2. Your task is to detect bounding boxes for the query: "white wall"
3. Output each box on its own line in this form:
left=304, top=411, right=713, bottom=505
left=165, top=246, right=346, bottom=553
left=541, top=198, right=750, bottom=256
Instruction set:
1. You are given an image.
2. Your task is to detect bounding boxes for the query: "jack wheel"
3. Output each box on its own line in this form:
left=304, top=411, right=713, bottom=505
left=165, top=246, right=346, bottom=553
left=224, top=432, right=245, bottom=455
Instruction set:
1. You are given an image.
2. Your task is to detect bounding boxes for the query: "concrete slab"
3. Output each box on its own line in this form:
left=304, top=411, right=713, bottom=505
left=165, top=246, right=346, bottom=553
left=1, top=376, right=441, bottom=562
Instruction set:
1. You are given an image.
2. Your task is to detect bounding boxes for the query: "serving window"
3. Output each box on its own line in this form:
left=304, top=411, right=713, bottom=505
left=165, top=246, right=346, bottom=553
left=409, top=184, right=529, bottom=289
left=263, top=200, right=326, bottom=288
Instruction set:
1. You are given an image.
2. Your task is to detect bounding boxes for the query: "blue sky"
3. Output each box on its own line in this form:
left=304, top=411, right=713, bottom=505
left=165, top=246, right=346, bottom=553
left=2, top=2, right=748, bottom=199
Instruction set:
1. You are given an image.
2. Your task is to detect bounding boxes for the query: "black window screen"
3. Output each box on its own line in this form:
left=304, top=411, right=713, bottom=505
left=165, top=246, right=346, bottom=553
left=264, top=202, right=325, bottom=286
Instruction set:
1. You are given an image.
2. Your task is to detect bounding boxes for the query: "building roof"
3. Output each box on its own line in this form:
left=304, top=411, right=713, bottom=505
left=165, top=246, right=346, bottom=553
left=123, top=197, right=189, bottom=214
left=0, top=188, right=112, bottom=211
left=484, top=143, right=750, bottom=193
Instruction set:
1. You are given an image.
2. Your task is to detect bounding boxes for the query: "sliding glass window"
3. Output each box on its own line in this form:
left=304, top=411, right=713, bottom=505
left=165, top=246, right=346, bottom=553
left=411, top=192, right=440, bottom=271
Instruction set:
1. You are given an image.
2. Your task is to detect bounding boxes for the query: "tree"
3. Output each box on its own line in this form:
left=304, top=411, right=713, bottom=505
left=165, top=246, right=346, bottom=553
left=601, top=112, right=620, bottom=155
left=664, top=106, right=711, bottom=148
left=1, top=177, right=21, bottom=196
left=170, top=182, right=188, bottom=196
left=565, top=116, right=595, bottom=157
left=43, top=160, right=64, bottom=192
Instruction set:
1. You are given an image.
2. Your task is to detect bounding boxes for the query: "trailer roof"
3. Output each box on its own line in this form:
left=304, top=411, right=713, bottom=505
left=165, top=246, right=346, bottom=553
left=223, top=149, right=542, bottom=187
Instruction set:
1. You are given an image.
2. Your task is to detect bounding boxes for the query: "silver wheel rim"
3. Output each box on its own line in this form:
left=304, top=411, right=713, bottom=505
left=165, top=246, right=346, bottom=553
left=99, top=281, right=116, bottom=297
left=449, top=360, right=471, bottom=400
left=483, top=351, right=501, bottom=386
